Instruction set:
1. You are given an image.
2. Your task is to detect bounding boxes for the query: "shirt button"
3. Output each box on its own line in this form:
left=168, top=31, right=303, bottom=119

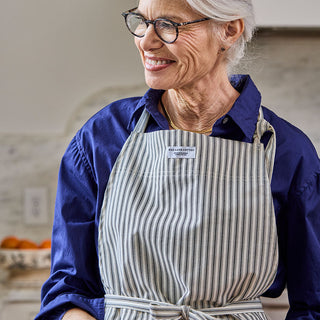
left=222, top=117, right=229, bottom=125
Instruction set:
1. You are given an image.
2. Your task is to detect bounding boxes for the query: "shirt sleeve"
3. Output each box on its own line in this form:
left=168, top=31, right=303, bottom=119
left=285, top=161, right=320, bottom=319
left=35, top=135, right=105, bottom=320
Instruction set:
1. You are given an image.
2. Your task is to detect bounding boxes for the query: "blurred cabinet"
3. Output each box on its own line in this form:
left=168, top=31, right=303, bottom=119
left=1, top=299, right=40, bottom=320
left=0, top=269, right=50, bottom=320
left=253, top=0, right=320, bottom=27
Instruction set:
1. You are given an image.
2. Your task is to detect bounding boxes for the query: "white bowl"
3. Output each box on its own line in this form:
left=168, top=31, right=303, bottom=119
left=0, top=249, right=51, bottom=270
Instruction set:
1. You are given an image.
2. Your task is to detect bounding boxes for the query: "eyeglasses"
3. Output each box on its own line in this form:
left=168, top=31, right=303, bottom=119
left=122, top=7, right=211, bottom=44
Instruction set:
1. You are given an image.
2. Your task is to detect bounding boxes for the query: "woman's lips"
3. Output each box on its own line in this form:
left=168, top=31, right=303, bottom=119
left=144, top=57, right=175, bottom=71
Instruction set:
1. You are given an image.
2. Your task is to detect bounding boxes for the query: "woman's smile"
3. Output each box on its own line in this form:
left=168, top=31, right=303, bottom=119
left=144, top=56, right=175, bottom=71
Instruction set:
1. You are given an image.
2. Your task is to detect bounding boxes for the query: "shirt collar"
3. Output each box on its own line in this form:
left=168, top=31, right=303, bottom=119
left=227, top=74, right=262, bottom=140
left=128, top=88, right=167, bottom=130
left=128, top=74, right=262, bottom=140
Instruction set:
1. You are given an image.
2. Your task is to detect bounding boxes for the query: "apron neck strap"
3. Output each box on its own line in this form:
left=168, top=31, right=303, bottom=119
left=133, top=108, right=150, bottom=134
left=253, top=107, right=277, bottom=181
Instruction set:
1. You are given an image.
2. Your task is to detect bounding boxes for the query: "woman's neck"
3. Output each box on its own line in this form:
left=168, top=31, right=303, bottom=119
left=161, top=74, right=239, bottom=134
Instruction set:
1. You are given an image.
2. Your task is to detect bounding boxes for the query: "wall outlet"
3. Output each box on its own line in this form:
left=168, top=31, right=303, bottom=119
left=24, top=188, right=48, bottom=225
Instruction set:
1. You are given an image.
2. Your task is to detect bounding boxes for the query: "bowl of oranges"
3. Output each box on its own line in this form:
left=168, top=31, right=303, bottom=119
left=0, top=236, right=51, bottom=269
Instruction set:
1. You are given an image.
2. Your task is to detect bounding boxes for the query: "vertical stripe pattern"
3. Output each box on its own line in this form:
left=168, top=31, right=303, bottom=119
left=98, top=109, right=278, bottom=320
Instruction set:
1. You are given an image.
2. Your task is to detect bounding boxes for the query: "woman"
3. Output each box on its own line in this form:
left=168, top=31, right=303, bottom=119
left=36, top=0, right=320, bottom=319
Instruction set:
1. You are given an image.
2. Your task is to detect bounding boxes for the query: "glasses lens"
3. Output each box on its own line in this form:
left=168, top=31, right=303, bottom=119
left=155, top=19, right=177, bottom=43
left=126, top=14, right=146, bottom=37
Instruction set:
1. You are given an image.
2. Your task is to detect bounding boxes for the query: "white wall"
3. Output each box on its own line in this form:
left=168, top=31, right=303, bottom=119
left=0, top=0, right=142, bottom=135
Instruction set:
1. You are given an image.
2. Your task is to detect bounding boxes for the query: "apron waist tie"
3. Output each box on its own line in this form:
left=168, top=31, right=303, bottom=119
left=105, top=294, right=264, bottom=319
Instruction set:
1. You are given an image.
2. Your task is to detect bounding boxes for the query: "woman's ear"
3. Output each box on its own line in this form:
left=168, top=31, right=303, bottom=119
left=222, top=19, right=245, bottom=47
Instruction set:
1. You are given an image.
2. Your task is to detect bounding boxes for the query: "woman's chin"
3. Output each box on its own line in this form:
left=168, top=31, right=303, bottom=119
left=145, top=72, right=179, bottom=90
left=145, top=76, right=171, bottom=90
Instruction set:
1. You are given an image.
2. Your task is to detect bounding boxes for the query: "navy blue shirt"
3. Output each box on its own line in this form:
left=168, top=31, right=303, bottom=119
left=36, top=75, right=320, bottom=320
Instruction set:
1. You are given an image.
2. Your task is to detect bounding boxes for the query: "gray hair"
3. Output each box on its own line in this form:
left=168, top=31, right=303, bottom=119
left=185, top=0, right=256, bottom=70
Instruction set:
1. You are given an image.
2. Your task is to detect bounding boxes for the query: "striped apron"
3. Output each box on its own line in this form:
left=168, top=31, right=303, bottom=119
left=98, top=108, right=278, bottom=320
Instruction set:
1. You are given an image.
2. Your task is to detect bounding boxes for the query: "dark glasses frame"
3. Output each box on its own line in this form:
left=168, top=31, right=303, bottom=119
left=122, top=7, right=211, bottom=44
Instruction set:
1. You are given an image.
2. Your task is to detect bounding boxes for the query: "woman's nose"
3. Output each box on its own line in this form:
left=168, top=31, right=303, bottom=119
left=139, top=24, right=163, bottom=51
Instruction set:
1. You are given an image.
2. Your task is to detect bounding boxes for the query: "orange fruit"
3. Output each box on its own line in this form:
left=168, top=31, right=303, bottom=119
left=39, top=239, right=51, bottom=249
left=16, top=239, right=38, bottom=250
left=1, top=236, right=20, bottom=249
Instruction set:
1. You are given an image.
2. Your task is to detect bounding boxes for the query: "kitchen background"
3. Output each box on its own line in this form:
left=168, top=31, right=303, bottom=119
left=0, top=0, right=319, bottom=319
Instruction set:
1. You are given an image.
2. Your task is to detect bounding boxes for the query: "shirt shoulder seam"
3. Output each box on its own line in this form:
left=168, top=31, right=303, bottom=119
left=295, top=169, right=320, bottom=196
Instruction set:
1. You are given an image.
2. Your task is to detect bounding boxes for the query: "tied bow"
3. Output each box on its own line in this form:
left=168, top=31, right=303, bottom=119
left=104, top=294, right=264, bottom=319
left=150, top=303, right=209, bottom=320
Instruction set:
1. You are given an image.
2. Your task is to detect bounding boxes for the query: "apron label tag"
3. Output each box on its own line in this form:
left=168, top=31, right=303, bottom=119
left=167, top=147, right=196, bottom=159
